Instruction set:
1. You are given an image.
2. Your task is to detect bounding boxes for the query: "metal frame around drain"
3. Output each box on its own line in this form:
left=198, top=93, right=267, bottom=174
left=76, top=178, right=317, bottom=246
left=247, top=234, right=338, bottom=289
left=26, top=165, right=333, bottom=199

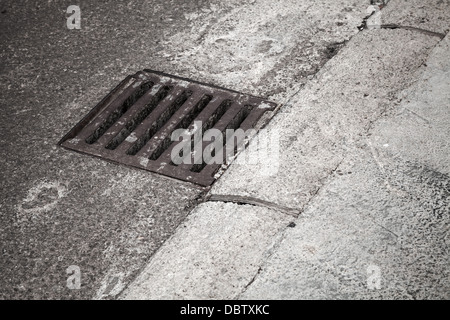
left=59, top=70, right=278, bottom=187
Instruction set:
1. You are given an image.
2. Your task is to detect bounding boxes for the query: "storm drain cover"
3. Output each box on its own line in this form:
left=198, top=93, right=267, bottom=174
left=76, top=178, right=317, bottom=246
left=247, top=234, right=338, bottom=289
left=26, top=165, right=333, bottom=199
left=59, top=70, right=278, bottom=187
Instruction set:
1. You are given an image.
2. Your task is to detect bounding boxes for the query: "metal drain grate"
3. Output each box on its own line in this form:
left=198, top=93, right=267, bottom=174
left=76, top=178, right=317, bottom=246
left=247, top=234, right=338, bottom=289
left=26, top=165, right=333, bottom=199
left=59, top=70, right=278, bottom=187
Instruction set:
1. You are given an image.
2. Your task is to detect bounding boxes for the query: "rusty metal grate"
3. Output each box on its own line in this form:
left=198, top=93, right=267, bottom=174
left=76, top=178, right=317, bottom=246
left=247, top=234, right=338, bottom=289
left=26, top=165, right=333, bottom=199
left=59, top=70, right=278, bottom=187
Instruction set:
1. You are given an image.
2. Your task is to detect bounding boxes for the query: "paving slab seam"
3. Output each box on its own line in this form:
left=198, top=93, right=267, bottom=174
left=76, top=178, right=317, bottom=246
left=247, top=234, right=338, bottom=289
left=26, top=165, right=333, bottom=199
left=206, top=194, right=300, bottom=217
left=360, top=0, right=447, bottom=39
left=298, top=159, right=345, bottom=213
left=235, top=214, right=301, bottom=299
left=231, top=159, right=344, bottom=298
left=380, top=24, right=446, bottom=39
left=357, top=0, right=447, bottom=40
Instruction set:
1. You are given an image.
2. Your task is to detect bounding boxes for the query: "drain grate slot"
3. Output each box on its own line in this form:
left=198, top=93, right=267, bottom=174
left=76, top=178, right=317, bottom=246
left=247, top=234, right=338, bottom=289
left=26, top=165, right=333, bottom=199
left=105, top=85, right=173, bottom=151
left=226, top=105, right=254, bottom=131
left=85, top=81, right=154, bottom=145
left=183, top=99, right=234, bottom=166
left=190, top=104, right=254, bottom=173
left=149, top=94, right=213, bottom=161
left=201, top=99, right=234, bottom=134
left=59, top=70, right=278, bottom=187
left=126, top=89, right=193, bottom=156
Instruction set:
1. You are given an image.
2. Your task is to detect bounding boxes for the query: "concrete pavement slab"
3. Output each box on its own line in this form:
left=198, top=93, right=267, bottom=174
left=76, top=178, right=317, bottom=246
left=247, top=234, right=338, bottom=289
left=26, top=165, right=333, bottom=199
left=121, top=202, right=292, bottom=300
left=240, top=149, right=449, bottom=299
left=240, top=34, right=449, bottom=300
left=211, top=28, right=440, bottom=211
left=369, top=34, right=450, bottom=174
